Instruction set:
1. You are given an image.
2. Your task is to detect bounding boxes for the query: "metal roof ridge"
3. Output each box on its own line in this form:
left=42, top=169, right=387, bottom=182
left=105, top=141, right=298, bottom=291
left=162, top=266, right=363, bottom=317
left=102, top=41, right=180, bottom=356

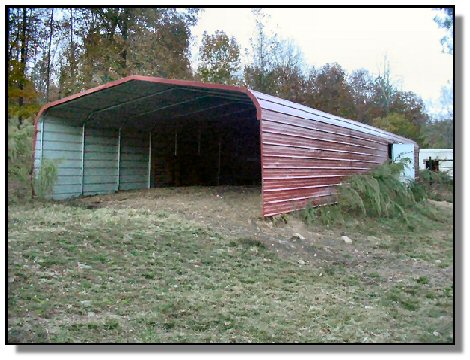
left=249, top=89, right=416, bottom=145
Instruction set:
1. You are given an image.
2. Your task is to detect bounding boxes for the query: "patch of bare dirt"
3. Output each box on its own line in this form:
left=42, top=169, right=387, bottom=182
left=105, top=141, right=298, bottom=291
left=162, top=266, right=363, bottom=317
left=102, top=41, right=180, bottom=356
left=428, top=199, right=453, bottom=209
left=74, top=186, right=453, bottom=287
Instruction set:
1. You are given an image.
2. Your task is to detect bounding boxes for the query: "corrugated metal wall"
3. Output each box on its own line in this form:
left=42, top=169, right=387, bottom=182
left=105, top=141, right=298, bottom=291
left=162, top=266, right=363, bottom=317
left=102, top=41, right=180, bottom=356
left=83, top=127, right=119, bottom=196
left=34, top=116, right=83, bottom=199
left=35, top=116, right=149, bottom=199
left=260, top=109, right=390, bottom=216
left=120, top=130, right=150, bottom=190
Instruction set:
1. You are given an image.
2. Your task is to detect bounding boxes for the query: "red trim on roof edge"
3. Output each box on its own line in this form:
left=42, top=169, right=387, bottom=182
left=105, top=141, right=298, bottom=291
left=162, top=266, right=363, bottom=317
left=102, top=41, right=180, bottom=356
left=32, top=75, right=262, bottom=127
left=30, top=75, right=263, bottom=197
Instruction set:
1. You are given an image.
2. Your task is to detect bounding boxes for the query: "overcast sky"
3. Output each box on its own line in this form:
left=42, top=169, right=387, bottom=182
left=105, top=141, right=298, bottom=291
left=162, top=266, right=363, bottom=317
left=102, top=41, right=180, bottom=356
left=191, top=7, right=453, bottom=115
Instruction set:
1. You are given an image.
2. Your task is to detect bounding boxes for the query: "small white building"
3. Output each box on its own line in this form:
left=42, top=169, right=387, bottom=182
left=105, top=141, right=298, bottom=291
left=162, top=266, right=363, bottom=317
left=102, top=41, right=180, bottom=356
left=419, top=149, right=453, bottom=177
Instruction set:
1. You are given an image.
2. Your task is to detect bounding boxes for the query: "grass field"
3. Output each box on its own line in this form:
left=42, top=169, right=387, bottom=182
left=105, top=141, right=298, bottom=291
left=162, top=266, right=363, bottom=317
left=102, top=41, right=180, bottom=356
left=7, top=187, right=453, bottom=343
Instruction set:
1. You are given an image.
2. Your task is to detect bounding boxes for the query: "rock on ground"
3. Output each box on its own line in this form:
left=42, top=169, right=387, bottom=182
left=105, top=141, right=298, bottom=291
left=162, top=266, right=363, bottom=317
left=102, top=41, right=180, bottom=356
left=341, top=235, right=353, bottom=244
left=292, top=233, right=305, bottom=241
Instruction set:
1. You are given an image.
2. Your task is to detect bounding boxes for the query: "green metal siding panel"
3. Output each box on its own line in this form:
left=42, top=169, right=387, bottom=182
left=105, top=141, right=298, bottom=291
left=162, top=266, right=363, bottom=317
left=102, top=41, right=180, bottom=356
left=55, top=176, right=82, bottom=185
left=43, top=132, right=83, bottom=143
left=41, top=149, right=83, bottom=160
left=120, top=160, right=148, bottom=168
left=119, top=174, right=147, bottom=183
left=85, top=128, right=118, bottom=137
left=45, top=159, right=82, bottom=168
left=83, top=127, right=119, bottom=195
left=39, top=117, right=83, bottom=198
left=85, top=151, right=119, bottom=161
left=83, top=159, right=116, bottom=168
left=119, top=130, right=149, bottom=190
left=53, top=185, right=83, bottom=197
left=53, top=192, right=82, bottom=200
left=86, top=137, right=119, bottom=145
left=119, top=153, right=148, bottom=161
left=34, top=167, right=81, bottom=177
left=83, top=184, right=117, bottom=193
left=84, top=175, right=118, bottom=184
left=84, top=167, right=118, bottom=177
left=38, top=116, right=151, bottom=199
left=40, top=118, right=83, bottom=134
left=82, top=191, right=112, bottom=196
left=43, top=140, right=82, bottom=151
left=119, top=182, right=148, bottom=190
left=122, top=167, right=148, bottom=175
left=85, top=144, right=119, bottom=153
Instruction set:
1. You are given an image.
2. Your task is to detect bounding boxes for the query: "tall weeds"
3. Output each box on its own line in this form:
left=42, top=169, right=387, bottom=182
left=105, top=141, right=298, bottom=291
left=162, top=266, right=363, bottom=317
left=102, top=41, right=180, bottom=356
left=33, top=158, right=58, bottom=198
left=338, top=160, right=415, bottom=219
left=8, top=118, right=58, bottom=202
left=300, top=160, right=451, bottom=228
left=415, top=169, right=453, bottom=202
left=8, top=120, right=34, bottom=201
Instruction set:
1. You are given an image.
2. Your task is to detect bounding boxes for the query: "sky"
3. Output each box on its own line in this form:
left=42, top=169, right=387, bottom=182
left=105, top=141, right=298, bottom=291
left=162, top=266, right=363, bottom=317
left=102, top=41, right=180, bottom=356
left=191, top=8, right=453, bottom=116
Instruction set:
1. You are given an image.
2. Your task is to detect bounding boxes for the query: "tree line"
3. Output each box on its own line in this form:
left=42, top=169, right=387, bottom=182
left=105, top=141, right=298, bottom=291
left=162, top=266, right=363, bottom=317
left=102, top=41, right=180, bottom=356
left=7, top=7, right=453, bottom=148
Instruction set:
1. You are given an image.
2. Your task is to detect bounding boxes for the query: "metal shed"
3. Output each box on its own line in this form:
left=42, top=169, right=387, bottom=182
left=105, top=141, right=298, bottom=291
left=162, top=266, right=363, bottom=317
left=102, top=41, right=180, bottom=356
left=419, top=148, right=453, bottom=177
left=32, top=75, right=418, bottom=217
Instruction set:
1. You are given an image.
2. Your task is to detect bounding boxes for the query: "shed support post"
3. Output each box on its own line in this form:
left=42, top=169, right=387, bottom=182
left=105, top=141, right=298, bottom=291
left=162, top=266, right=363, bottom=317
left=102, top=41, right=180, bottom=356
left=39, top=119, right=45, bottom=169
left=148, top=132, right=152, bottom=189
left=197, top=124, right=201, bottom=155
left=80, top=124, right=85, bottom=195
left=117, top=128, right=121, bottom=192
left=35, top=119, right=46, bottom=196
left=174, top=129, right=178, bottom=156
left=217, top=138, right=221, bottom=186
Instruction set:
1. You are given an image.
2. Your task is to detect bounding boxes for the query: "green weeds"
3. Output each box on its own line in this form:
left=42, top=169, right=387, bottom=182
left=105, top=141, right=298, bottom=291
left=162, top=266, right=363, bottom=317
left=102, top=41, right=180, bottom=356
left=299, top=161, right=453, bottom=230
left=33, top=158, right=58, bottom=198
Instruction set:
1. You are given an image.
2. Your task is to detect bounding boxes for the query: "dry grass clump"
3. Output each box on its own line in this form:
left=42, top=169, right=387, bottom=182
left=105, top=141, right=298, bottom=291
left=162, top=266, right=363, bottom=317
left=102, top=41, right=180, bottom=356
left=300, top=161, right=452, bottom=228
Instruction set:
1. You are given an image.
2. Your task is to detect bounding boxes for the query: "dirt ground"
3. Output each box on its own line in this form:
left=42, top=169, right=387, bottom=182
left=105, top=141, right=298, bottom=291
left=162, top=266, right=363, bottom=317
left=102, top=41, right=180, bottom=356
left=76, top=186, right=330, bottom=257
left=76, top=186, right=453, bottom=289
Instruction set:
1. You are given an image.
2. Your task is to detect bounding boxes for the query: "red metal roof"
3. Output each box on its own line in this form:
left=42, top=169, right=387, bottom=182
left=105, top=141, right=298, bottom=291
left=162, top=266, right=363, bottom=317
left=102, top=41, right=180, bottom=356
left=252, top=90, right=416, bottom=146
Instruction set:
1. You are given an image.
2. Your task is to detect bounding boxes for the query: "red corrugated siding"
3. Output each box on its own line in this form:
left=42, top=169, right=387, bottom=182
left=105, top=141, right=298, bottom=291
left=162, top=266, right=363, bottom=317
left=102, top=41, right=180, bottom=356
left=253, top=90, right=412, bottom=144
left=257, top=89, right=419, bottom=217
left=260, top=109, right=390, bottom=217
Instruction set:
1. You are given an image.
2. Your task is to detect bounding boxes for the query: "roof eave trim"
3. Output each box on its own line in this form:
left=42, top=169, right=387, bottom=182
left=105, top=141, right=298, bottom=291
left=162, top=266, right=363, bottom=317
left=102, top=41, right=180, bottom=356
left=33, top=75, right=262, bottom=127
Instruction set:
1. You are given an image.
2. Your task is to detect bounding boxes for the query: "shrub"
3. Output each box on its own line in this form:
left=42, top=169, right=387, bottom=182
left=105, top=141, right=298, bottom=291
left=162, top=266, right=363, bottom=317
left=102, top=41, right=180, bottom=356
left=8, top=118, right=59, bottom=201
left=33, top=158, right=58, bottom=198
left=299, top=160, right=449, bottom=227
left=337, top=160, right=416, bottom=220
left=8, top=120, right=35, bottom=201
left=419, top=169, right=453, bottom=186
left=301, top=204, right=343, bottom=227
left=416, top=169, right=453, bottom=202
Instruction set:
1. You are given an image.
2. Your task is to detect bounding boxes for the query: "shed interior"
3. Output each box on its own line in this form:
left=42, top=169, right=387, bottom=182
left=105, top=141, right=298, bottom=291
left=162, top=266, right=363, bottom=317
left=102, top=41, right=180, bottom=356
left=36, top=79, right=261, bottom=199
left=151, top=116, right=261, bottom=187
